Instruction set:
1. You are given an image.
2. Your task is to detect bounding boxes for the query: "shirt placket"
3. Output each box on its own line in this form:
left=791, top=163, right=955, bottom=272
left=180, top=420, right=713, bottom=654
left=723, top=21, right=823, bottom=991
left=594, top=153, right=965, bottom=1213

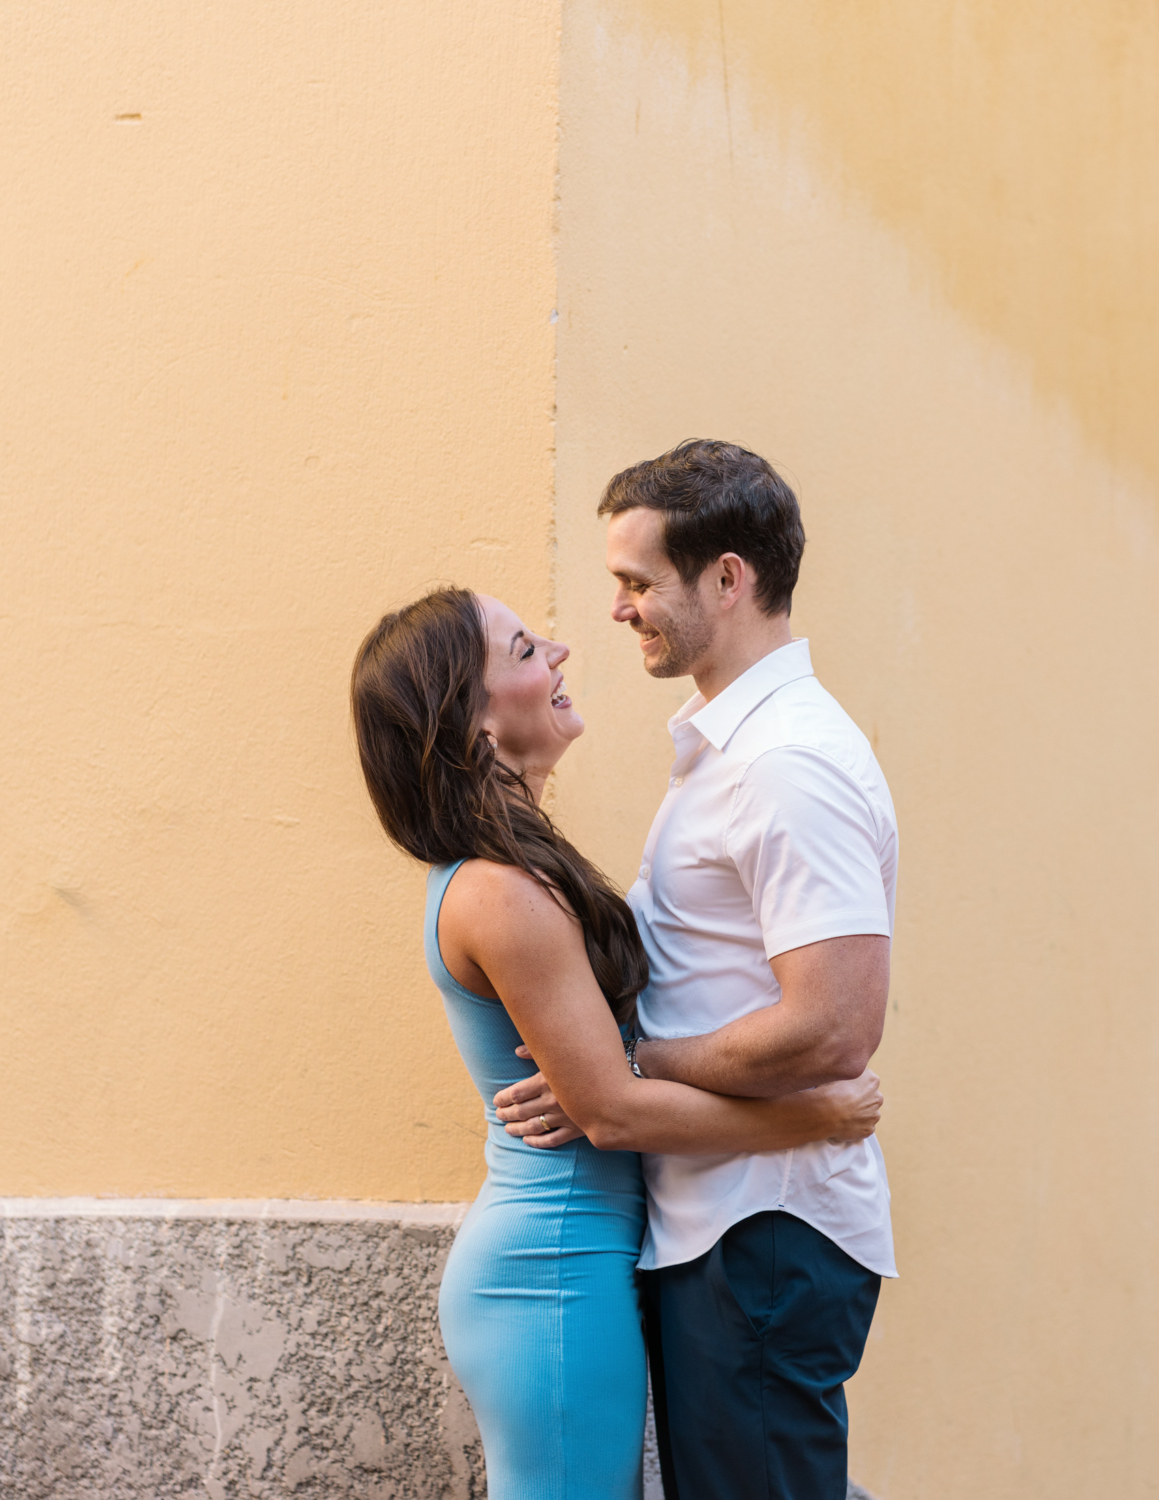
left=639, top=724, right=707, bottom=885
left=638, top=720, right=701, bottom=882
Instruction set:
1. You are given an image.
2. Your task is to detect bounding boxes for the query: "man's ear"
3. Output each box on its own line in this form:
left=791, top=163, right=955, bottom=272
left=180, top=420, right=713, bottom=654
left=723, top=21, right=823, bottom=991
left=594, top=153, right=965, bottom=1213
left=715, top=553, right=747, bottom=610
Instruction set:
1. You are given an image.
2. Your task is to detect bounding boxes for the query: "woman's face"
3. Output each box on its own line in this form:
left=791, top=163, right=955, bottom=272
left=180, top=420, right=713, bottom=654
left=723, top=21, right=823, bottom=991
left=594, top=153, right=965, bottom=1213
left=477, top=595, right=583, bottom=781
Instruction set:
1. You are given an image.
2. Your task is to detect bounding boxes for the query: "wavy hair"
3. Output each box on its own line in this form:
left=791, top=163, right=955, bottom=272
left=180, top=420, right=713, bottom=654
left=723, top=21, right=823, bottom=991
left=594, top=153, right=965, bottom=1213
left=351, top=587, right=647, bottom=1022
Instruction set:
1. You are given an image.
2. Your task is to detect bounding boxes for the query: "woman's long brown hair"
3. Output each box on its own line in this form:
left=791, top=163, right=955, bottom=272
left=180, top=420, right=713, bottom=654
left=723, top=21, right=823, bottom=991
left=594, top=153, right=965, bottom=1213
left=351, top=587, right=648, bottom=1023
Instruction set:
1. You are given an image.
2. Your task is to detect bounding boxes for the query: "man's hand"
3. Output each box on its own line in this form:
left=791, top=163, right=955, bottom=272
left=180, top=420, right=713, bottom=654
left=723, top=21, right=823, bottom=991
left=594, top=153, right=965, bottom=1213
left=494, top=1046, right=586, bottom=1147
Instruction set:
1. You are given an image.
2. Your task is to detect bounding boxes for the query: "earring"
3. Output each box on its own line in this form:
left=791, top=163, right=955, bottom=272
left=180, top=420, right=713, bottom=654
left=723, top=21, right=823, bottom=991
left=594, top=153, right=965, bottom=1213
left=487, top=733, right=498, bottom=749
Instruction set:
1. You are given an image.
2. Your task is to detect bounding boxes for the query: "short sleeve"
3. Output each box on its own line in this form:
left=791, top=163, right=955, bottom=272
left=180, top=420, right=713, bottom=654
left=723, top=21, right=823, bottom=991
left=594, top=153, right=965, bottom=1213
left=725, top=745, right=892, bottom=959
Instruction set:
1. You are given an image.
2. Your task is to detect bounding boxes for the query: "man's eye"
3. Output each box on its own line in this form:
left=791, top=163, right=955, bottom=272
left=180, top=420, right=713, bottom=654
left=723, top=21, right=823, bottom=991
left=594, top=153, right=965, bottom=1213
left=521, top=643, right=535, bottom=660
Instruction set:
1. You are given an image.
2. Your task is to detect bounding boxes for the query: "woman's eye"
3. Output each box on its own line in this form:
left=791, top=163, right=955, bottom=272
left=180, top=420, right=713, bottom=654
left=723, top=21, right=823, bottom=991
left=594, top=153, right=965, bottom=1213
left=521, top=642, right=535, bottom=660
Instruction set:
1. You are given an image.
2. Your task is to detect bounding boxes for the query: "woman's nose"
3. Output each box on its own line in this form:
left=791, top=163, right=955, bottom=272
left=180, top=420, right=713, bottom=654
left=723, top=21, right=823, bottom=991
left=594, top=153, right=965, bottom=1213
left=547, top=638, right=570, bottom=667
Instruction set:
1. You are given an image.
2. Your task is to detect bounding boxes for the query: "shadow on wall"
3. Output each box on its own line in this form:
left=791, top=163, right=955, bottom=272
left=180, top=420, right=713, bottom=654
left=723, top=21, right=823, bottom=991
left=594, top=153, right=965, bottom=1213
left=634, top=0, right=1159, bottom=491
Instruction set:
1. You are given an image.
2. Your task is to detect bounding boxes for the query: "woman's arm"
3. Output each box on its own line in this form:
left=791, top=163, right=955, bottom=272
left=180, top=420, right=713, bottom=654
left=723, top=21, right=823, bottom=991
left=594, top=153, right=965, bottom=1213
left=494, top=1054, right=881, bottom=1150
left=439, top=861, right=883, bottom=1156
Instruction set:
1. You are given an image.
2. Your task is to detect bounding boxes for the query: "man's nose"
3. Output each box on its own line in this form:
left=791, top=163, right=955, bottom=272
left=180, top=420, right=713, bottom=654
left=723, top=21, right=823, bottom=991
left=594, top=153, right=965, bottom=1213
left=610, top=588, right=637, bottom=622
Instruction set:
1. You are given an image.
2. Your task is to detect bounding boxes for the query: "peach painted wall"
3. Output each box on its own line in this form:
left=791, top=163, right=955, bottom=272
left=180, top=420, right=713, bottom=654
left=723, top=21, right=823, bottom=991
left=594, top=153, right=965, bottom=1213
left=1, top=0, right=559, bottom=1201
left=552, top=4, right=1159, bottom=1498
left=3, top=4, right=1157, bottom=1492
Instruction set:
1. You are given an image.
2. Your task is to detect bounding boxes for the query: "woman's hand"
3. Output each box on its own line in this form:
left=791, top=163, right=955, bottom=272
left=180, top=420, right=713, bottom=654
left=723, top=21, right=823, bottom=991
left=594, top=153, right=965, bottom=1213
left=813, top=1069, right=883, bottom=1141
left=494, top=1046, right=585, bottom=1147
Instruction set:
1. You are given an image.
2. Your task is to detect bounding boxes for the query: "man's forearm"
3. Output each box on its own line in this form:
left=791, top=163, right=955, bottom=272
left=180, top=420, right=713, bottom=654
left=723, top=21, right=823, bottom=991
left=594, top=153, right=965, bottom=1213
left=637, top=938, right=889, bottom=1097
left=635, top=1016, right=856, bottom=1098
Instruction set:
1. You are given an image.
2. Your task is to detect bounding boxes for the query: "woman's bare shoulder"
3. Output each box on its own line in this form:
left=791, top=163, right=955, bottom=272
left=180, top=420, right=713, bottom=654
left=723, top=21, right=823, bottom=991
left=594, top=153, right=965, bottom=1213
left=440, top=859, right=575, bottom=945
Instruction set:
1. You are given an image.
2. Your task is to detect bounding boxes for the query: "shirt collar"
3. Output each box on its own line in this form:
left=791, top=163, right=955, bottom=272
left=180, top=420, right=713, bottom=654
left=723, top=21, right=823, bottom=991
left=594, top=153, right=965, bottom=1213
left=669, top=638, right=815, bottom=753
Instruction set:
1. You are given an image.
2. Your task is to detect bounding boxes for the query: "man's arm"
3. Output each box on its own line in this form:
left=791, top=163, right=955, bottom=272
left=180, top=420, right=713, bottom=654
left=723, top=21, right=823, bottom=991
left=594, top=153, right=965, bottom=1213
left=635, top=934, right=889, bottom=1098
left=442, top=859, right=882, bottom=1155
left=494, top=1044, right=886, bottom=1145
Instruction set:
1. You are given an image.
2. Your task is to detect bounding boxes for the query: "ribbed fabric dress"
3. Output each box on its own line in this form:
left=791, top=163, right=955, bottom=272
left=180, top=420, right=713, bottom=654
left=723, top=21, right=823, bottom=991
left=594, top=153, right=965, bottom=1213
left=426, top=862, right=648, bottom=1500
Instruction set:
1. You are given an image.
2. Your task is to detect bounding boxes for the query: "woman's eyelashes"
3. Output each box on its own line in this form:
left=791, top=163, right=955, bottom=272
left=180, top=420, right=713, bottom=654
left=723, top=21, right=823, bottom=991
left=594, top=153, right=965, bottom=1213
left=521, top=642, right=535, bottom=660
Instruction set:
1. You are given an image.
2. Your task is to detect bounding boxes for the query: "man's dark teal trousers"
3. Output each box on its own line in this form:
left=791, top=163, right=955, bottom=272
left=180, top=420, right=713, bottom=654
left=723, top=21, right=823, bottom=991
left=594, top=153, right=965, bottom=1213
left=641, top=1210, right=881, bottom=1500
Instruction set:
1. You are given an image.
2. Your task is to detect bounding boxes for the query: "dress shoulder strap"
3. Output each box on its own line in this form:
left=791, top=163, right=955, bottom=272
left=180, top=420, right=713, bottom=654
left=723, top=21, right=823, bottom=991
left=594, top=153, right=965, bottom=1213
left=424, top=860, right=468, bottom=991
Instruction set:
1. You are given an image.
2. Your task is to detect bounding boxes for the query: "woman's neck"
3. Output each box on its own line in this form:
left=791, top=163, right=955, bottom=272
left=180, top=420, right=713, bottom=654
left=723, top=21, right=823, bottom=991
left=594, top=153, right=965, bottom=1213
left=497, top=755, right=549, bottom=806
left=520, top=768, right=547, bottom=805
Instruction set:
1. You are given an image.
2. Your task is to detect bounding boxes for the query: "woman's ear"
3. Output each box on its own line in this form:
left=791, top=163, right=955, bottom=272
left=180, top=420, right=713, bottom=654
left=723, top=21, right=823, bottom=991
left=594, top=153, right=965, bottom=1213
left=478, top=705, right=499, bottom=746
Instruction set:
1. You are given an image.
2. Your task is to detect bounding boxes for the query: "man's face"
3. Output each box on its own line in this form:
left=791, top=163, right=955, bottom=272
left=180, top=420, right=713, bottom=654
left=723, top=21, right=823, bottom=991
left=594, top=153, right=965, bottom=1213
left=605, top=508, right=714, bottom=679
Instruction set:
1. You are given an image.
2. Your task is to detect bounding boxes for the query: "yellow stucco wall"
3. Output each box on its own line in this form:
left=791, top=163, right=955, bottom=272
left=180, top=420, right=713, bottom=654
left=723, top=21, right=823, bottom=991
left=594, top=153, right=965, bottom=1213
left=552, top=4, right=1159, bottom=1498
left=4, top=3, right=1158, bottom=1493
left=1, top=0, right=559, bottom=1201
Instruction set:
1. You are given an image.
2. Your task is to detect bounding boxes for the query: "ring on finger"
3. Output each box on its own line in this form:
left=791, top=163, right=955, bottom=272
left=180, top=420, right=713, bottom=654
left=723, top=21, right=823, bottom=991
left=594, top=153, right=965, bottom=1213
left=539, top=1115, right=551, bottom=1134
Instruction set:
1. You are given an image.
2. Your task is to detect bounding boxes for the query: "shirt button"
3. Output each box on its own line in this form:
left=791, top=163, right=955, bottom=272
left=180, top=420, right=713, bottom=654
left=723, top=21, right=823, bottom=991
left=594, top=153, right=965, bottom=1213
left=640, top=866, right=651, bottom=880
left=673, top=777, right=684, bottom=787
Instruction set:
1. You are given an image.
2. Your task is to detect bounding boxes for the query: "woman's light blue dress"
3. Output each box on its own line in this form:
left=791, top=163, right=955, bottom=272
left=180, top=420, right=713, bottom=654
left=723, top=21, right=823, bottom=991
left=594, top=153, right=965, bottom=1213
left=426, top=862, right=648, bottom=1500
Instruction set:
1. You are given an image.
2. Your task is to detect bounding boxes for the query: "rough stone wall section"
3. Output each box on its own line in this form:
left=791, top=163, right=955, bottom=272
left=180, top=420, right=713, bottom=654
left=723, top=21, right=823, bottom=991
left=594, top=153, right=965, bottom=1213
left=0, top=1200, right=484, bottom=1499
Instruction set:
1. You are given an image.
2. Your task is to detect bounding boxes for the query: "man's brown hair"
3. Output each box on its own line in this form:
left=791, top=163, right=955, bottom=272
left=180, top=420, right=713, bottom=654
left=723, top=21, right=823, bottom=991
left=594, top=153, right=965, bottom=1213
left=598, top=439, right=805, bottom=615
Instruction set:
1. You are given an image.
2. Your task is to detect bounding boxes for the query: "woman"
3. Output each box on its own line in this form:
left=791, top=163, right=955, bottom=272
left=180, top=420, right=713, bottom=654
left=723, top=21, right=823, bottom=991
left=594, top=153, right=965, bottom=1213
left=351, top=587, right=882, bottom=1500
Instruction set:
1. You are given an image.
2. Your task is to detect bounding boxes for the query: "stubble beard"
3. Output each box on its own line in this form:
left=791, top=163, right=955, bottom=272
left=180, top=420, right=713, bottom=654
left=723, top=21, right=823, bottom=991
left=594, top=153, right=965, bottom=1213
left=640, top=593, right=713, bottom=679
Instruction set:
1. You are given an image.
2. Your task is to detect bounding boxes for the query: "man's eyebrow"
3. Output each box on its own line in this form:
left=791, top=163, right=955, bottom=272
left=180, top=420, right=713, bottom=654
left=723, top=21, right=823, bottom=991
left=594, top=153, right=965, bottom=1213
left=509, top=629, right=526, bottom=654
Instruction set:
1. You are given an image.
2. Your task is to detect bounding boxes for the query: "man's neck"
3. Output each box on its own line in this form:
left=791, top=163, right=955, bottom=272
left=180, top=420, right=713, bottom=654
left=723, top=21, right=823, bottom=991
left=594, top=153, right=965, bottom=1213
left=692, top=613, right=794, bottom=702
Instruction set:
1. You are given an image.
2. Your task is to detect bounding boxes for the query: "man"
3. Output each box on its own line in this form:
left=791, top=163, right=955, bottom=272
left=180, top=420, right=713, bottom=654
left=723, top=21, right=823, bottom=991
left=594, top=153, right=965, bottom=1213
left=502, top=439, right=897, bottom=1499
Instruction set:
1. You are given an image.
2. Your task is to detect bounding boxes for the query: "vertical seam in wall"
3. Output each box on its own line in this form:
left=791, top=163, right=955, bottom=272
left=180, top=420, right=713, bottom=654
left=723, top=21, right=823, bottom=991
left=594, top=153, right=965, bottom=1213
left=546, top=0, right=564, bottom=640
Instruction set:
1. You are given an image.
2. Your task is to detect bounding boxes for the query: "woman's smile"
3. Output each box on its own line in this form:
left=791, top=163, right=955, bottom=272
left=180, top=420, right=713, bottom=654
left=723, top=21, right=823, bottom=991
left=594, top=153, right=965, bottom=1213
left=476, top=595, right=585, bottom=797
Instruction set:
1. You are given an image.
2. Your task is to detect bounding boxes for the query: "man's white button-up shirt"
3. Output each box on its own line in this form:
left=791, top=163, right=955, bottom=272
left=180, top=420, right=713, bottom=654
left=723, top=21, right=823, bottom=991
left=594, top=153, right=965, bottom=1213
left=628, top=638, right=899, bottom=1276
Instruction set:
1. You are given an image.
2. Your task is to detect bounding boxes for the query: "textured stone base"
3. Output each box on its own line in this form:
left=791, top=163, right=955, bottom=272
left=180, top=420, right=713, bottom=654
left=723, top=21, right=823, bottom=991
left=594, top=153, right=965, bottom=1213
left=0, top=1201, right=482, bottom=1499
left=0, top=1200, right=876, bottom=1499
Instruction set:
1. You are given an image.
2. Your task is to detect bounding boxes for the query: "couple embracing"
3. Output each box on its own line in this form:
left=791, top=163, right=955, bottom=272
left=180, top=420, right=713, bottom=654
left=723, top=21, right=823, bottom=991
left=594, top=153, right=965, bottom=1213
left=352, top=440, right=898, bottom=1500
